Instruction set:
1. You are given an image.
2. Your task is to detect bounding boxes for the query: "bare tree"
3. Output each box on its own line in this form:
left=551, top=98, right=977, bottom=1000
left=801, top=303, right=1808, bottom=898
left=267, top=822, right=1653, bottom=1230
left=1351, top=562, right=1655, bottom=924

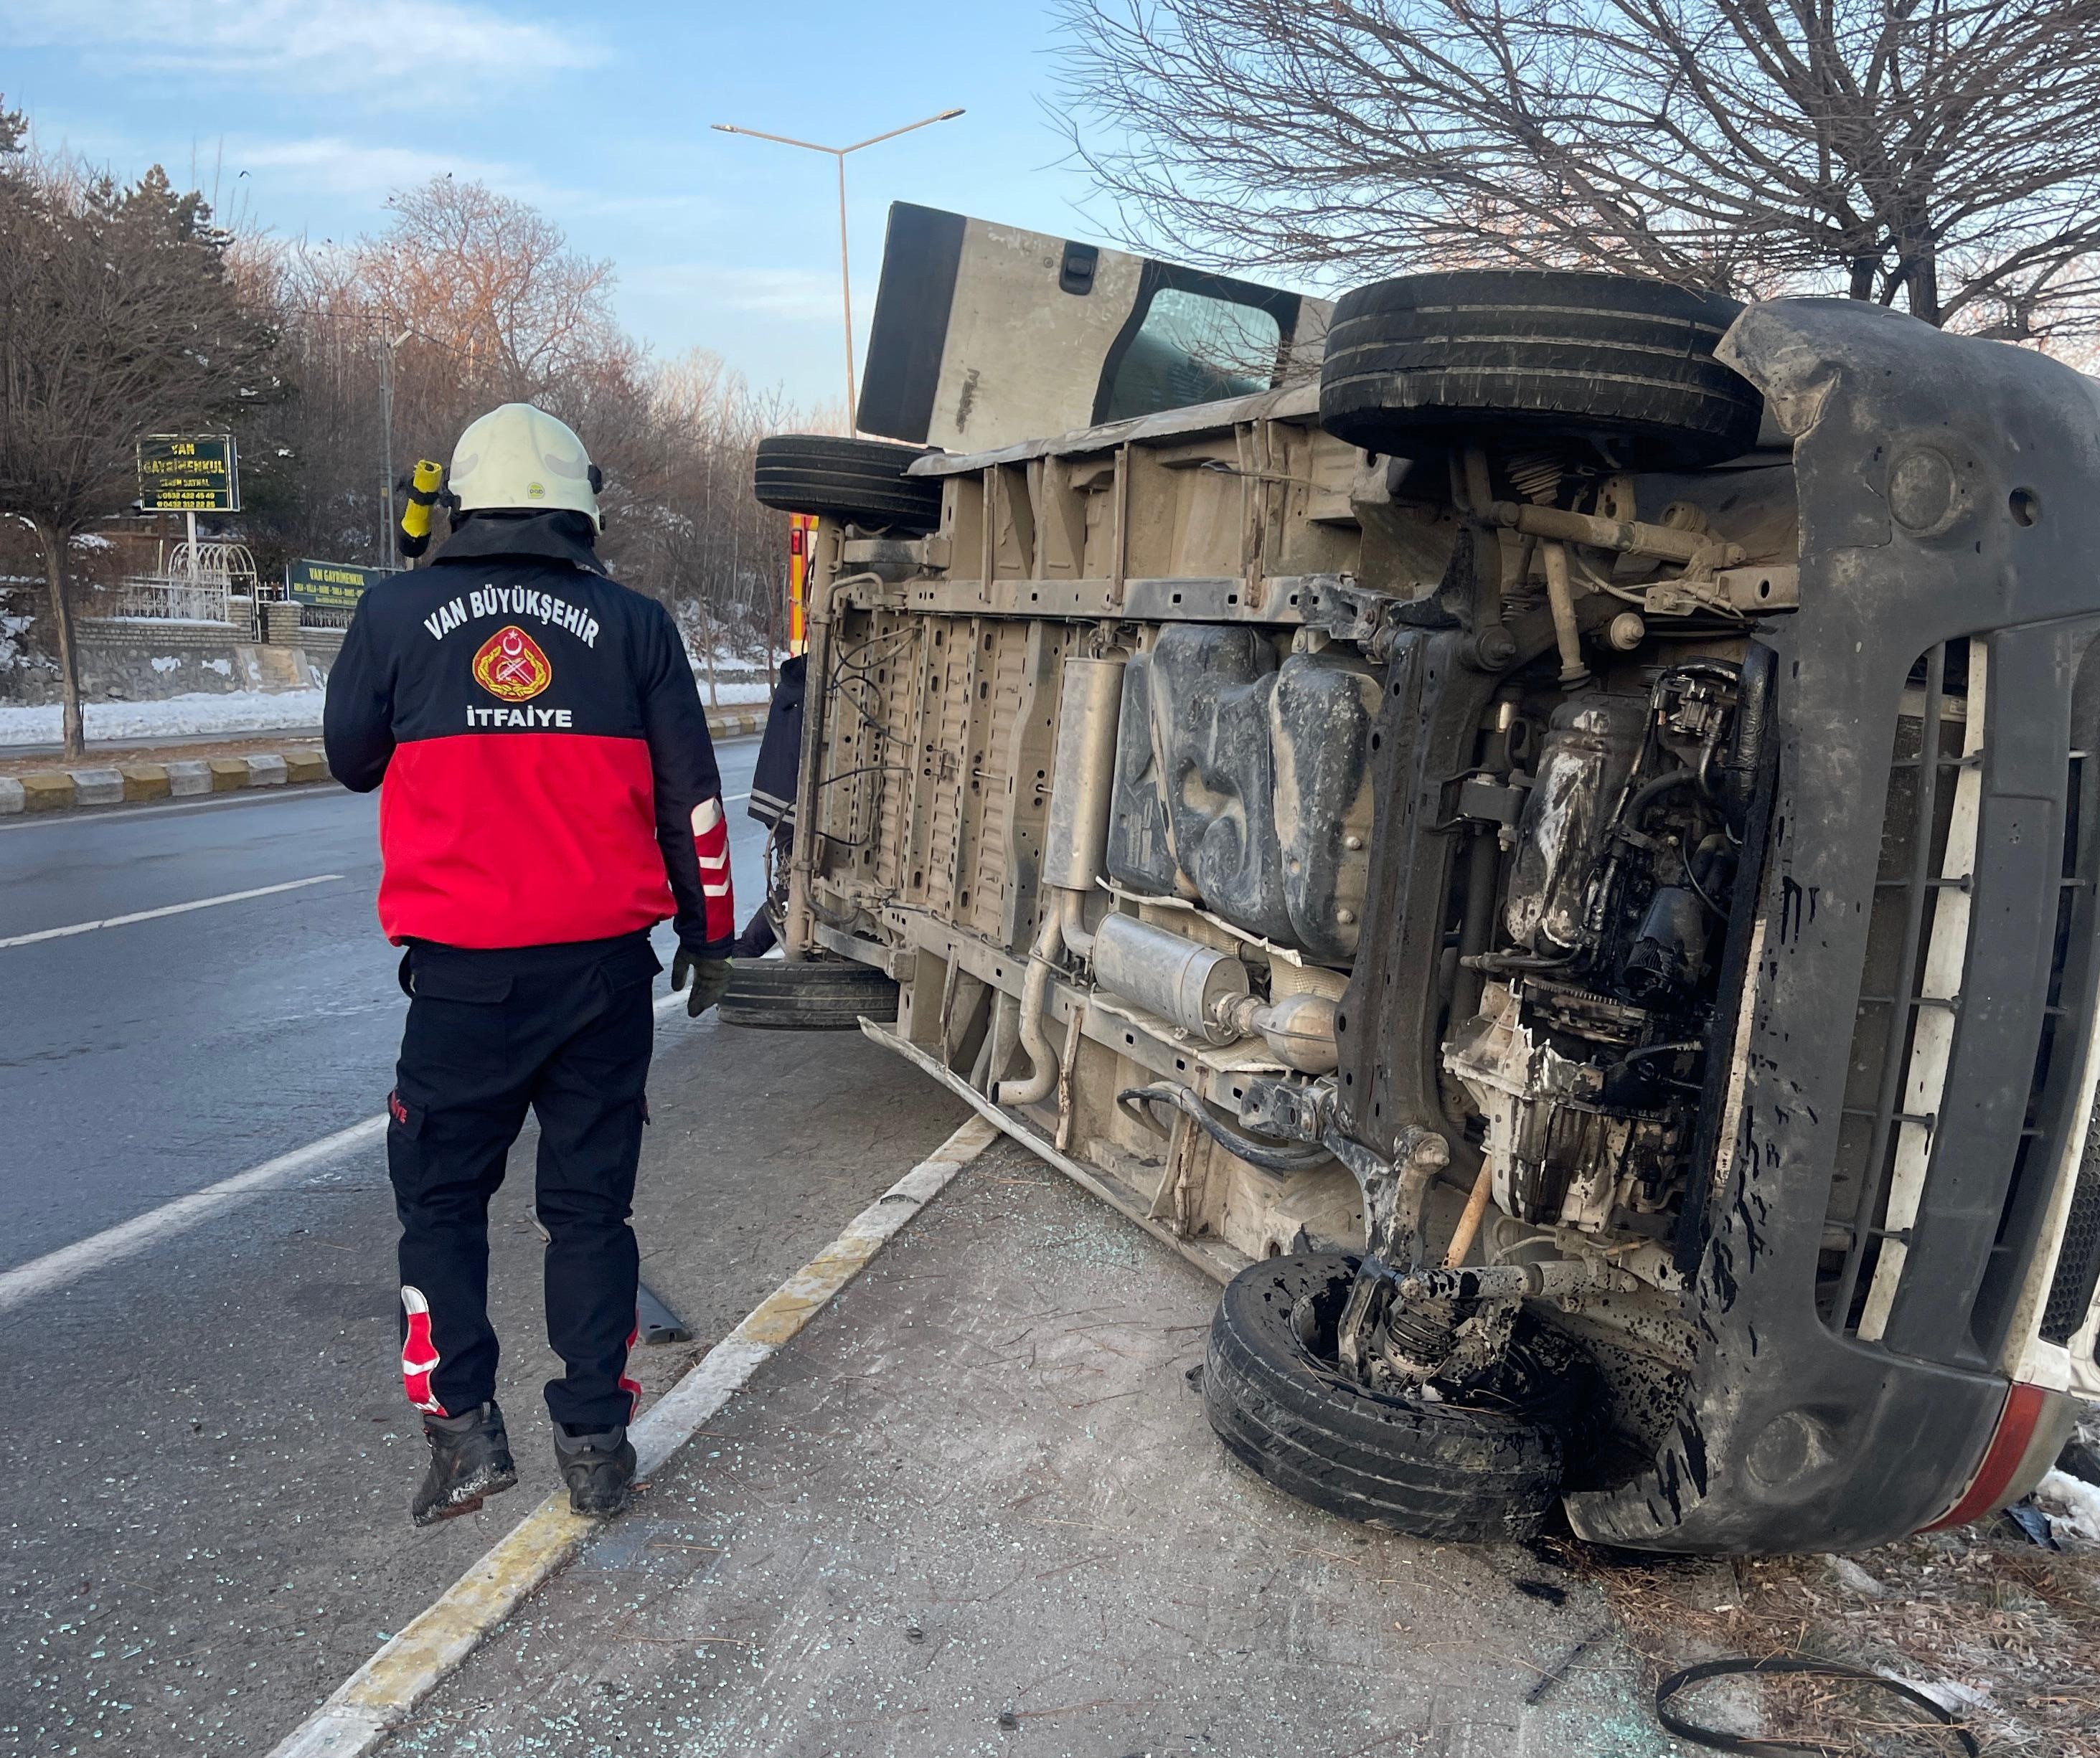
left=357, top=178, right=624, bottom=449
left=1055, top=0, right=2100, bottom=339
left=0, top=126, right=276, bottom=755
left=237, top=184, right=812, bottom=672
left=615, top=350, right=796, bottom=685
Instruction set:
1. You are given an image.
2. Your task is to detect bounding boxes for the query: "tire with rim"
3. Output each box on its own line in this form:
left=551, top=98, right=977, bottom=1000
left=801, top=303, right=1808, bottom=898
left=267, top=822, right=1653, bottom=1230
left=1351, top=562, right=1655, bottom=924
left=751, top=434, right=943, bottom=534
left=717, top=956, right=900, bottom=1031
left=1201, top=1249, right=1565, bottom=1543
left=1318, top=268, right=1762, bottom=468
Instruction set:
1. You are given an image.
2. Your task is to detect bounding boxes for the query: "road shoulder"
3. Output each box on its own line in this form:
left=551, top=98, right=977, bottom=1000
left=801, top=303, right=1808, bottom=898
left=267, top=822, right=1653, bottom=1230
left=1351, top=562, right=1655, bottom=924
left=268, top=1116, right=1000, bottom=1758
left=372, top=1141, right=1659, bottom=1758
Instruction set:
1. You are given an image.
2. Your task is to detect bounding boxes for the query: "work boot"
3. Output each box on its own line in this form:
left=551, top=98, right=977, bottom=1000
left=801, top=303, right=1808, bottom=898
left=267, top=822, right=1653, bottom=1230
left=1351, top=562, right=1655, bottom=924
left=554, top=1424, right=637, bottom=1517
left=411, top=1402, right=518, bottom=1528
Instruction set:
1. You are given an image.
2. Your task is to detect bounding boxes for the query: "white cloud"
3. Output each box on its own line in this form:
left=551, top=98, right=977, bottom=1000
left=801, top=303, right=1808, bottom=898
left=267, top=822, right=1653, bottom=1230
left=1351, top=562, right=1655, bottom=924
left=627, top=264, right=841, bottom=323
left=0, top=0, right=603, bottom=98
left=7, top=111, right=554, bottom=219
left=233, top=137, right=524, bottom=204
left=583, top=191, right=733, bottom=223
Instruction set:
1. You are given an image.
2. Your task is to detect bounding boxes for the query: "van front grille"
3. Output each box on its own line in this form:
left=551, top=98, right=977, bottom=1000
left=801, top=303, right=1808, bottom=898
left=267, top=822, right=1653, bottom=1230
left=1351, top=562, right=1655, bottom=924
left=1819, top=641, right=1976, bottom=1338
left=2041, top=1111, right=2100, bottom=1349
left=1817, top=627, right=2100, bottom=1366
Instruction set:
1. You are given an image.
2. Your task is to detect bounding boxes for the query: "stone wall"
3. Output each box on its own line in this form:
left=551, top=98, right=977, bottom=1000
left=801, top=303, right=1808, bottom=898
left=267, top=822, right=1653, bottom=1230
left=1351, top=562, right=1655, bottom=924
left=0, top=608, right=347, bottom=706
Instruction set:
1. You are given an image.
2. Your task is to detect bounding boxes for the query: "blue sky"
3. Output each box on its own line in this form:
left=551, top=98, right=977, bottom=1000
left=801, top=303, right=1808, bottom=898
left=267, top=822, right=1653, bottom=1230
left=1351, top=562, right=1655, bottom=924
left=0, top=0, right=1105, bottom=412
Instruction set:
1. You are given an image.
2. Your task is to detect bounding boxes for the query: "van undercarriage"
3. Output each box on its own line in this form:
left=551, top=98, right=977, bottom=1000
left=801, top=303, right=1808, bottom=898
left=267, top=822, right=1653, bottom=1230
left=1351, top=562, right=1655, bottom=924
left=759, top=278, right=2100, bottom=1554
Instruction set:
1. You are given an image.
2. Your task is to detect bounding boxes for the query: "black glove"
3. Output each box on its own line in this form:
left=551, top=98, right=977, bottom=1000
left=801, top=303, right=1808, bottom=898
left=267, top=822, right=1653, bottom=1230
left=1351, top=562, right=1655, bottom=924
left=671, top=946, right=733, bottom=1018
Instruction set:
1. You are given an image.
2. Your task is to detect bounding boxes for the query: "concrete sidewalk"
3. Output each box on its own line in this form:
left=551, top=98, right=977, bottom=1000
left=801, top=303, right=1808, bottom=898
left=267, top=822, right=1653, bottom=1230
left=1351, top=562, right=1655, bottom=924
left=377, top=1143, right=1664, bottom=1758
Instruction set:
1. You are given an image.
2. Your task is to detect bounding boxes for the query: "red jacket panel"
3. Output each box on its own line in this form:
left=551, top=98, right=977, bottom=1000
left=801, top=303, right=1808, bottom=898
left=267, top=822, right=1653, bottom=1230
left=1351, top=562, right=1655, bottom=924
left=322, top=517, right=734, bottom=953
left=376, top=733, right=671, bottom=949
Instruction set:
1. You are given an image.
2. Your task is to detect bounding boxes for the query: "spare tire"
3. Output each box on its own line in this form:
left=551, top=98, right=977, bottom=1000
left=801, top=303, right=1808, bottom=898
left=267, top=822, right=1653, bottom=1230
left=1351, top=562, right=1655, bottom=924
left=1319, top=269, right=1761, bottom=468
left=752, top=434, right=943, bottom=534
left=1202, top=1250, right=1565, bottom=1544
left=717, top=956, right=899, bottom=1031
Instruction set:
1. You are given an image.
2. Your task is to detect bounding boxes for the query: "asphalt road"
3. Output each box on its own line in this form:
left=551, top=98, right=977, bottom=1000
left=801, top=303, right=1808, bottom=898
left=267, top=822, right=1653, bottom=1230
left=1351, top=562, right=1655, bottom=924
left=0, top=742, right=765, bottom=1268
left=0, top=743, right=969, bottom=1757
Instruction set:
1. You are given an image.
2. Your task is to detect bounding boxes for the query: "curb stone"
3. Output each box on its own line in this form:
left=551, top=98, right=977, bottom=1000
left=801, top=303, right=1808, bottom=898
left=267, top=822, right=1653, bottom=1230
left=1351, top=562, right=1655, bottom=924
left=19, top=772, right=75, bottom=811
left=72, top=767, right=124, bottom=806
left=0, top=709, right=764, bottom=817
left=119, top=764, right=171, bottom=802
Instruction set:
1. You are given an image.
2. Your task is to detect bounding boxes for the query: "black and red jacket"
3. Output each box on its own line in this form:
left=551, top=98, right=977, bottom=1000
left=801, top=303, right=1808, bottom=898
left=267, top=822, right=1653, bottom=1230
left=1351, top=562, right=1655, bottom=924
left=323, top=513, right=733, bottom=955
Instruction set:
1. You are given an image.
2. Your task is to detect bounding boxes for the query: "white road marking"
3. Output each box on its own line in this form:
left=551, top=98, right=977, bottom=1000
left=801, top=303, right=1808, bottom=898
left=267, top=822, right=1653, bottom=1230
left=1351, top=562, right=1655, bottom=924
left=0, top=985, right=697, bottom=1314
left=0, top=1116, right=387, bottom=1316
left=0, top=874, right=344, bottom=950
left=723, top=791, right=749, bottom=803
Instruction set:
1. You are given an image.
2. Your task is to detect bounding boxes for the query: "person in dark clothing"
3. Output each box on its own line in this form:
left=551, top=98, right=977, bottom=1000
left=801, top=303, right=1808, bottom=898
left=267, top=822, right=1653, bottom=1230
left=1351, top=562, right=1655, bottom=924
left=324, top=402, right=733, bottom=1525
left=729, top=652, right=804, bottom=960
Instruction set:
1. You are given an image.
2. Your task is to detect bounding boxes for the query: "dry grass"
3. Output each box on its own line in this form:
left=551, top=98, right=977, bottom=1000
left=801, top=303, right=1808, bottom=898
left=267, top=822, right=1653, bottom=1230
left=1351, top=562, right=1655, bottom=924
left=1537, top=1521, right=2100, bottom=1755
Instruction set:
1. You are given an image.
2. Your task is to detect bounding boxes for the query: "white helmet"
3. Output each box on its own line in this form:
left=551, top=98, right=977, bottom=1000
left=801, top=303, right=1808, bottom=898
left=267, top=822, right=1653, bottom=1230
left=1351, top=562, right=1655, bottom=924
left=447, top=403, right=602, bottom=529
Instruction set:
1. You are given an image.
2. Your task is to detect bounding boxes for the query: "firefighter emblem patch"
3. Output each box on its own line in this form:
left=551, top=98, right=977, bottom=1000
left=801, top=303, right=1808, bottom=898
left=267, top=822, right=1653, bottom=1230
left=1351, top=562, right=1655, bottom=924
left=472, top=625, right=552, bottom=701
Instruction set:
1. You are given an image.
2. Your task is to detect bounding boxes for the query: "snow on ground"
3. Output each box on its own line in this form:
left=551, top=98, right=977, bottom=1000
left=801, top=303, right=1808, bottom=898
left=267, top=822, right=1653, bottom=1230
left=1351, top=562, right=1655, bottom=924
left=0, top=690, right=331, bottom=746
left=689, top=679, right=776, bottom=708
left=0, top=675, right=776, bottom=747
left=2035, top=1468, right=2100, bottom=1547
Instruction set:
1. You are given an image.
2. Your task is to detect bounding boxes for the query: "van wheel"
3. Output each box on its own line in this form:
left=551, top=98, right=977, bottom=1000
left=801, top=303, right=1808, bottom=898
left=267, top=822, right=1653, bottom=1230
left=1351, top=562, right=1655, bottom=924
left=717, top=957, right=900, bottom=1031
left=1201, top=1250, right=1565, bottom=1544
left=1318, top=269, right=1763, bottom=468
left=752, top=435, right=943, bottom=535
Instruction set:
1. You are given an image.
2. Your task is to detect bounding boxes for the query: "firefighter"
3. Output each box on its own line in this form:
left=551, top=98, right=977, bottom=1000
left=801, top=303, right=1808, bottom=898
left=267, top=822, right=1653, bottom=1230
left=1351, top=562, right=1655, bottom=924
left=324, top=403, right=734, bottom=1526
left=728, top=651, right=804, bottom=958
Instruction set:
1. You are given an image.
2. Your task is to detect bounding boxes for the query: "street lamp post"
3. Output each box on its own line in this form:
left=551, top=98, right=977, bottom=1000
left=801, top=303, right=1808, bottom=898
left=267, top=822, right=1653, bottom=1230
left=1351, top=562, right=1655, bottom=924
left=380, top=331, right=395, bottom=567
left=377, top=325, right=414, bottom=566
left=712, top=108, right=964, bottom=433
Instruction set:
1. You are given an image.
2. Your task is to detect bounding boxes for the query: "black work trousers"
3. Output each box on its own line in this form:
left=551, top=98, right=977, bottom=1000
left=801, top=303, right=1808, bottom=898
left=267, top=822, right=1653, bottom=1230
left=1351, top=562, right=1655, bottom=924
left=387, top=931, right=659, bottom=1432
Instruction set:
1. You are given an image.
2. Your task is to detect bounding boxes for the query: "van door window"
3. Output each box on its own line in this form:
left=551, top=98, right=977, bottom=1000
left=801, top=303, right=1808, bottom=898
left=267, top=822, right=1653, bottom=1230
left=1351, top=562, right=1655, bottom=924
left=1099, top=288, right=1283, bottom=422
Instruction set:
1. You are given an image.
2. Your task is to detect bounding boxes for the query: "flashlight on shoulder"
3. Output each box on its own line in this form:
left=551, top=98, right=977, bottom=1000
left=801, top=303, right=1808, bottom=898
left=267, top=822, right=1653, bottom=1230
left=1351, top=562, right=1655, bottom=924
left=398, top=460, right=445, bottom=559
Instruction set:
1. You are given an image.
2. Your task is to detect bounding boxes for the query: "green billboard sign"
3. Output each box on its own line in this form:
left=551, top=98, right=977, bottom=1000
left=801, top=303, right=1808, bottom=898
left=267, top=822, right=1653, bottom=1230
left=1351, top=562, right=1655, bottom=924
left=136, top=433, right=240, bottom=512
left=286, top=558, right=393, bottom=612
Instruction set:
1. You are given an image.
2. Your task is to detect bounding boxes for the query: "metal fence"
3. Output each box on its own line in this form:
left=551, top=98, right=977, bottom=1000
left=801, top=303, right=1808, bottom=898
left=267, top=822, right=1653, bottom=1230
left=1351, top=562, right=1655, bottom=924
left=105, top=574, right=232, bottom=624
left=100, top=542, right=267, bottom=627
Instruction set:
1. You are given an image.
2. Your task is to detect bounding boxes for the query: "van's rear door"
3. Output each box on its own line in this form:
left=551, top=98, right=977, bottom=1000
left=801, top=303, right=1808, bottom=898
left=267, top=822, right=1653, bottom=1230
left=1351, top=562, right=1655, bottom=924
left=857, top=202, right=1328, bottom=453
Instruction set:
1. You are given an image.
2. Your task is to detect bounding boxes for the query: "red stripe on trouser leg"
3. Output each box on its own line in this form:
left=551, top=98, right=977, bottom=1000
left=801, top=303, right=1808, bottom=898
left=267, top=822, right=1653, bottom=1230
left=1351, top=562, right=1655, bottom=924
left=691, top=796, right=735, bottom=943
left=400, top=1286, right=448, bottom=1416
left=618, top=1320, right=641, bottom=1422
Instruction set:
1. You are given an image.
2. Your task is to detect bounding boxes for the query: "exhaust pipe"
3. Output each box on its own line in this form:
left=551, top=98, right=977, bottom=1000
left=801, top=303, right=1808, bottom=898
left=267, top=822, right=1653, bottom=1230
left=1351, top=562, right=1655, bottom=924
left=996, top=657, right=1124, bottom=1107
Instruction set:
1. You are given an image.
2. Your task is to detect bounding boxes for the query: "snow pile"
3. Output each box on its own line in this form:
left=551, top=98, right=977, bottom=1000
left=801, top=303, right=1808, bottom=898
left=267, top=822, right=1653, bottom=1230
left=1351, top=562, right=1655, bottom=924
left=0, top=673, right=775, bottom=747
left=680, top=641, right=779, bottom=709
left=689, top=678, right=777, bottom=708
left=2033, top=1468, right=2100, bottom=1546
left=0, top=608, right=37, bottom=672
left=0, top=689, right=329, bottom=746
